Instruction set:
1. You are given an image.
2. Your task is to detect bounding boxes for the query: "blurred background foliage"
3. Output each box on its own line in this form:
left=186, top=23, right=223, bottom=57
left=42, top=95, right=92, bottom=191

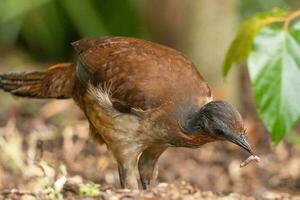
left=0, top=0, right=145, bottom=60
left=0, top=0, right=298, bottom=61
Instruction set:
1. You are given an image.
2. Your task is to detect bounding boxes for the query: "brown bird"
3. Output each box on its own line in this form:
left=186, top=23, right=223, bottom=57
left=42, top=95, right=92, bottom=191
left=0, top=36, right=255, bottom=189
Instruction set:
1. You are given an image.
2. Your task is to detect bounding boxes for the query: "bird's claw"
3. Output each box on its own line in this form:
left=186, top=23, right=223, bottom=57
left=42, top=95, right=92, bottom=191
left=141, top=179, right=150, bottom=190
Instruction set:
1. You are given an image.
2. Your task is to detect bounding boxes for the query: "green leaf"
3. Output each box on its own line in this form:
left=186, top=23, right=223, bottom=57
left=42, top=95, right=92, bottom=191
left=222, top=18, right=261, bottom=76
left=247, top=26, right=300, bottom=143
left=222, top=9, right=288, bottom=77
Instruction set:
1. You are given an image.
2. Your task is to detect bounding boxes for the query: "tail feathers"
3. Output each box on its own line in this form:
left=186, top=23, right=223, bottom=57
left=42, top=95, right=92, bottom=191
left=0, top=63, right=75, bottom=99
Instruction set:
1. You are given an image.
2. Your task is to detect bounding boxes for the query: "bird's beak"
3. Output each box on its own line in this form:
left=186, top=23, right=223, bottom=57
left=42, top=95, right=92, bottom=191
left=224, top=133, right=254, bottom=155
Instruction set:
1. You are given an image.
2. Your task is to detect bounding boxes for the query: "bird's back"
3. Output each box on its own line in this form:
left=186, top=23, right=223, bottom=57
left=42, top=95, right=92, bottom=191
left=73, top=37, right=211, bottom=115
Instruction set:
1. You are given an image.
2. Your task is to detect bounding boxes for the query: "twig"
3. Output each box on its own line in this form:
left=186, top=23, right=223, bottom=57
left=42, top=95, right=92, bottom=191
left=260, top=16, right=286, bottom=26
left=0, top=189, right=36, bottom=196
left=284, top=10, right=300, bottom=31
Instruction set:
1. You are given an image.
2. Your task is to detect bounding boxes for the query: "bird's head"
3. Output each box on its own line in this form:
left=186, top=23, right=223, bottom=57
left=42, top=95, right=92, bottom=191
left=180, top=101, right=254, bottom=154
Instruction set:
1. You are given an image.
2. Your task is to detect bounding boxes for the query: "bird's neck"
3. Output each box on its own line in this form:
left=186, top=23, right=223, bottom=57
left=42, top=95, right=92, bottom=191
left=173, top=106, right=219, bottom=147
left=178, top=106, right=204, bottom=134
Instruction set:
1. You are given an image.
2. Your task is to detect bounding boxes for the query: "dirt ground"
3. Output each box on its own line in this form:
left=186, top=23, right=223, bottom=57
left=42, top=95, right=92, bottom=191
left=0, top=98, right=299, bottom=200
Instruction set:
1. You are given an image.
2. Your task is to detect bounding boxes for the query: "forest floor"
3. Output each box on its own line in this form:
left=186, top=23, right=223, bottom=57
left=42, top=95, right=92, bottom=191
left=0, top=99, right=300, bottom=200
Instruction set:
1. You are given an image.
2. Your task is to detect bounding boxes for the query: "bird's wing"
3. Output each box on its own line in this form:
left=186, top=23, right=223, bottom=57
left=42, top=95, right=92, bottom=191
left=72, top=37, right=211, bottom=114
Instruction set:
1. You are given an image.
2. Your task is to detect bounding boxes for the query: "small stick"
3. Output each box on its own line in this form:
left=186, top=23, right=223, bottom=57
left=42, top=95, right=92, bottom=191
left=240, top=155, right=260, bottom=168
left=0, top=189, right=36, bottom=196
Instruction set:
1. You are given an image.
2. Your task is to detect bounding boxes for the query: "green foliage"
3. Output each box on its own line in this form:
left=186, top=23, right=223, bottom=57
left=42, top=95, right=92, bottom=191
left=222, top=17, right=261, bottom=76
left=240, top=0, right=289, bottom=19
left=94, top=0, right=143, bottom=36
left=0, top=0, right=50, bottom=46
left=248, top=26, right=300, bottom=143
left=223, top=10, right=300, bottom=143
left=222, top=10, right=287, bottom=76
left=78, top=183, right=101, bottom=196
left=60, top=0, right=107, bottom=37
left=0, top=0, right=51, bottom=23
left=20, top=0, right=72, bottom=60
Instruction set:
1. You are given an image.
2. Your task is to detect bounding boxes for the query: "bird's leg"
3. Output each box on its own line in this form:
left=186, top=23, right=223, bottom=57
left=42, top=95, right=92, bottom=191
left=118, top=165, right=125, bottom=188
left=117, top=157, right=139, bottom=189
left=114, top=147, right=141, bottom=189
left=138, top=146, right=166, bottom=190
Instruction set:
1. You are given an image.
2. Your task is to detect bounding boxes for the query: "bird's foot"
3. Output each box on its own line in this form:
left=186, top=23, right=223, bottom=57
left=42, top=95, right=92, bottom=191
left=141, top=179, right=150, bottom=190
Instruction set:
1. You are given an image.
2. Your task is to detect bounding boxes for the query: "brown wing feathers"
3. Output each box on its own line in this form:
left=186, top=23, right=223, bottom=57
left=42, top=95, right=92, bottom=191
left=0, top=63, right=75, bottom=99
left=72, top=37, right=211, bottom=114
